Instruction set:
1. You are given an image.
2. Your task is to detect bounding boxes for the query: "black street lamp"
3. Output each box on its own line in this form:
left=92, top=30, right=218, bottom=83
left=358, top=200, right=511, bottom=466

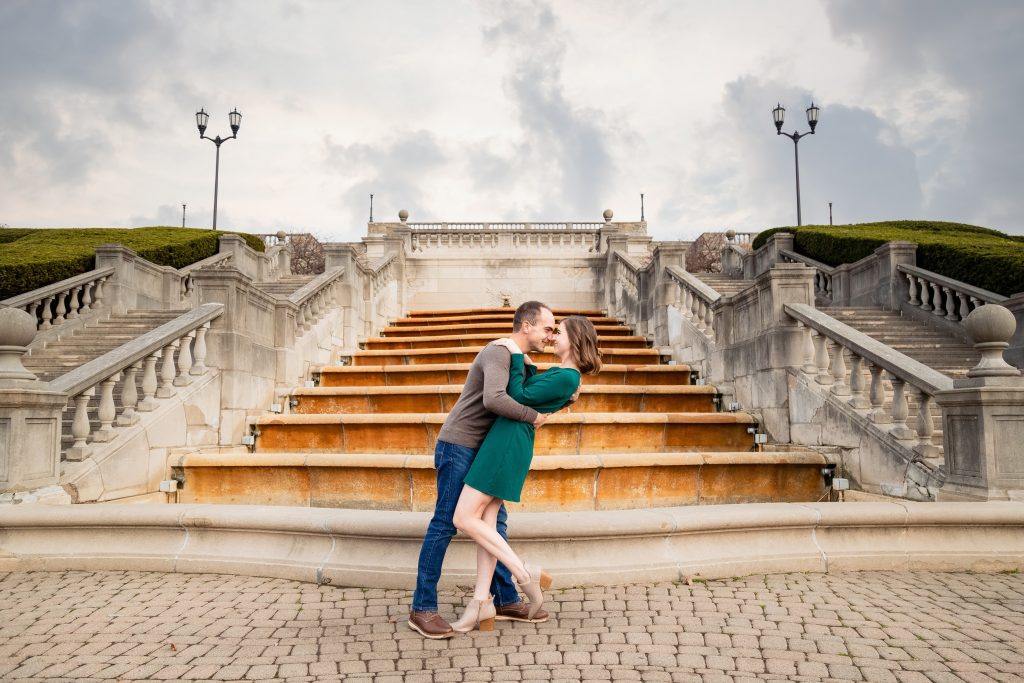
left=195, top=108, right=242, bottom=230
left=772, top=102, right=819, bottom=226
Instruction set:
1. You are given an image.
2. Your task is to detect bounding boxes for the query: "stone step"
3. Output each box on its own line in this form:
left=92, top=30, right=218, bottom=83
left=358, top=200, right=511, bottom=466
left=317, top=363, right=693, bottom=387
left=380, top=322, right=634, bottom=337
left=390, top=313, right=621, bottom=327
left=176, top=450, right=827, bottom=511
left=253, top=412, right=760, bottom=455
left=362, top=333, right=650, bottom=351
left=289, top=384, right=719, bottom=414
left=350, top=347, right=662, bottom=366
left=692, top=275, right=756, bottom=297
left=405, top=307, right=605, bottom=318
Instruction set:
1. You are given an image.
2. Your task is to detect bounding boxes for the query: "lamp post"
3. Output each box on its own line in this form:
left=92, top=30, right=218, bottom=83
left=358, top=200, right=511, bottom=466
left=772, top=102, right=819, bottom=226
left=195, top=108, right=242, bottom=231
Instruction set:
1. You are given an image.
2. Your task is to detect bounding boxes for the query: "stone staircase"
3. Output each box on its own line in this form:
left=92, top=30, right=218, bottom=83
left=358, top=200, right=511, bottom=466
left=177, top=308, right=828, bottom=510
left=22, top=310, right=184, bottom=451
left=256, top=275, right=316, bottom=298
left=693, top=273, right=755, bottom=297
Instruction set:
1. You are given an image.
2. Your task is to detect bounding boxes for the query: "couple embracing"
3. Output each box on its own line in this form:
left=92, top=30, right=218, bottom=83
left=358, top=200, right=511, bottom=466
left=409, top=301, right=602, bottom=638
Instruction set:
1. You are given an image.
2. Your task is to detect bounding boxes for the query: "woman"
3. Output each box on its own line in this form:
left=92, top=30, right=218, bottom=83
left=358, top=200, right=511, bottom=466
left=450, top=315, right=603, bottom=632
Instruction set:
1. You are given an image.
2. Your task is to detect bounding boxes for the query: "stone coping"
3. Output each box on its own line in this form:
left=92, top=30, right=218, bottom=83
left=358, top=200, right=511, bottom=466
left=174, top=450, right=824, bottom=469
left=1, top=501, right=1021, bottom=587
left=290, top=384, right=716, bottom=396
left=254, top=412, right=757, bottom=426
left=320, top=363, right=692, bottom=374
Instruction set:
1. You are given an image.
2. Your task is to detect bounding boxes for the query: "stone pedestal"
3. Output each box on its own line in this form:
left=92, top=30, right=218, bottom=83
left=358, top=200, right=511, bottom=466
left=937, top=304, right=1024, bottom=500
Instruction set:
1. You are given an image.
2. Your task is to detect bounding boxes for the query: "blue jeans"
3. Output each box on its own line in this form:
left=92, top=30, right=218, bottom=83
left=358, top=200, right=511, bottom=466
left=412, top=440, right=520, bottom=611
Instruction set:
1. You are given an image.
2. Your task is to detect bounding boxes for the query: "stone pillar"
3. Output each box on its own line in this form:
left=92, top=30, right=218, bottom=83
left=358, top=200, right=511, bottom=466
left=872, top=241, right=917, bottom=311
left=650, top=244, right=687, bottom=347
left=936, top=305, right=1024, bottom=501
left=0, top=308, right=67, bottom=492
left=748, top=232, right=795, bottom=279
left=324, top=244, right=366, bottom=352
left=94, top=244, right=139, bottom=315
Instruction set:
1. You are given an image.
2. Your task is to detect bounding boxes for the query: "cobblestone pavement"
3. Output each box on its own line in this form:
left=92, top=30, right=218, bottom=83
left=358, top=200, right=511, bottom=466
left=0, top=570, right=1022, bottom=683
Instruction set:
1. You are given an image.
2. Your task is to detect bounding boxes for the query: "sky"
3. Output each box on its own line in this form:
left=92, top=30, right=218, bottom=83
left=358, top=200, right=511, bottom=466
left=1, top=0, right=1022, bottom=242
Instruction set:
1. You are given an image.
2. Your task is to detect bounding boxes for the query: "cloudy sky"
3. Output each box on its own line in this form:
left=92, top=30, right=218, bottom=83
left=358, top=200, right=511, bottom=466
left=1, top=0, right=1021, bottom=241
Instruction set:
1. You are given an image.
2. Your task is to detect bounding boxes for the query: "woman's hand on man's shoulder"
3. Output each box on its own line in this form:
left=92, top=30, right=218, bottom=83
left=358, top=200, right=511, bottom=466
left=491, top=337, right=523, bottom=354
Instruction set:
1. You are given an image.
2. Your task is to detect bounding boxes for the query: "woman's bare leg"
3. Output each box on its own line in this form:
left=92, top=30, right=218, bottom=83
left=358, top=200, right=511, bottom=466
left=471, top=499, right=503, bottom=601
left=453, top=485, right=528, bottom=583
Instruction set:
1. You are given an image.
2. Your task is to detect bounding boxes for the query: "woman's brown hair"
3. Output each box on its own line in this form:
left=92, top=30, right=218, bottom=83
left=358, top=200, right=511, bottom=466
left=561, top=315, right=602, bottom=375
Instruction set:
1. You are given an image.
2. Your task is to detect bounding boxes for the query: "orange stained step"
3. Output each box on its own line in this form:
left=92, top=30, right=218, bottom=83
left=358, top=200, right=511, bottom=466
left=253, top=412, right=758, bottom=455
left=380, top=322, right=635, bottom=337
left=390, top=314, right=621, bottom=327
left=317, top=363, right=692, bottom=387
left=176, top=450, right=826, bottom=511
left=351, top=346, right=662, bottom=367
left=402, top=307, right=606, bottom=318
left=289, top=384, right=719, bottom=414
left=362, top=333, right=650, bottom=351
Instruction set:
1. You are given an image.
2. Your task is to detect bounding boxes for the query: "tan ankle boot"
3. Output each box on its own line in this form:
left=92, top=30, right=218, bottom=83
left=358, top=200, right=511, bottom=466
left=451, top=597, right=497, bottom=633
left=518, top=564, right=553, bottom=619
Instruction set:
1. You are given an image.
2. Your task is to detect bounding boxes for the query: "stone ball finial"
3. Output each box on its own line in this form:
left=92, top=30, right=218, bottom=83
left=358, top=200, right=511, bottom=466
left=603, top=209, right=613, bottom=223
left=398, top=209, right=409, bottom=223
left=0, top=306, right=39, bottom=381
left=275, top=230, right=287, bottom=240
left=964, top=304, right=1021, bottom=378
left=725, top=229, right=736, bottom=242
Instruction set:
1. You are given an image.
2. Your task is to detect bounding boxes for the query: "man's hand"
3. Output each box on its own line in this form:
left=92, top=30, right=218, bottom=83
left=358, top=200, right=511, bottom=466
left=532, top=412, right=549, bottom=429
left=492, top=337, right=522, bottom=354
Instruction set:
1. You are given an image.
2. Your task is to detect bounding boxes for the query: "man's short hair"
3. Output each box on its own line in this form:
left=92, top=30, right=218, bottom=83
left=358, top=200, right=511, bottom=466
left=512, top=300, right=550, bottom=332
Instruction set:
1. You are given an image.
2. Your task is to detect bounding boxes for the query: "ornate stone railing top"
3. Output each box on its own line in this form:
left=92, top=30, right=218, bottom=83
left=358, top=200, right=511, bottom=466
left=898, top=263, right=1007, bottom=328
left=406, top=222, right=605, bottom=231
left=665, top=265, right=720, bottom=344
left=780, top=249, right=834, bottom=303
left=1, top=267, right=116, bottom=331
left=785, top=302, right=953, bottom=463
left=286, top=267, right=346, bottom=335
left=49, top=303, right=224, bottom=462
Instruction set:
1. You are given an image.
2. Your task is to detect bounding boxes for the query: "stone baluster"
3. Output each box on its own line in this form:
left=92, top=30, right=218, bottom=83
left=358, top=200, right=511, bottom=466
left=831, top=343, right=850, bottom=396
left=65, top=388, right=96, bottom=461
left=52, top=289, right=68, bottom=325
left=696, top=299, right=709, bottom=333
left=802, top=326, right=818, bottom=375
left=26, top=302, right=39, bottom=328
left=156, top=340, right=179, bottom=398
left=943, top=287, right=958, bottom=322
left=303, top=301, right=313, bottom=330
left=92, top=372, right=122, bottom=442
left=918, top=279, right=932, bottom=311
left=39, top=295, right=54, bottom=329
left=191, top=323, right=209, bottom=375
left=906, top=273, right=920, bottom=306
left=912, top=388, right=938, bottom=458
left=848, top=354, right=869, bottom=409
left=930, top=282, right=944, bottom=318
left=958, top=292, right=971, bottom=321
left=66, top=286, right=82, bottom=319
left=138, top=351, right=161, bottom=411
left=118, top=361, right=141, bottom=426
left=867, top=362, right=890, bottom=423
left=888, top=375, right=916, bottom=440
left=296, top=305, right=307, bottom=331
left=681, top=288, right=692, bottom=319
left=93, top=276, right=107, bottom=308
left=175, top=331, right=195, bottom=386
left=80, top=280, right=93, bottom=312
left=970, top=296, right=982, bottom=314
left=813, top=334, right=833, bottom=385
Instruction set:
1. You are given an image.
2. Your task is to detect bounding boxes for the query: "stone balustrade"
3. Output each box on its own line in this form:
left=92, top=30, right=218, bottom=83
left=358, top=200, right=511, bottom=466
left=785, top=302, right=954, bottom=464
left=287, top=267, right=346, bottom=334
left=899, top=263, right=1007, bottom=329
left=1, top=267, right=114, bottom=332
left=47, top=304, right=223, bottom=462
left=179, top=251, right=234, bottom=301
left=780, top=249, right=835, bottom=304
left=666, top=265, right=720, bottom=343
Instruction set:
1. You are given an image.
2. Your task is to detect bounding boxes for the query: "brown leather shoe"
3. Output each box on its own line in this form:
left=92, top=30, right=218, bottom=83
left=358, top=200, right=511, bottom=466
left=495, top=601, right=549, bottom=623
left=408, top=609, right=455, bottom=639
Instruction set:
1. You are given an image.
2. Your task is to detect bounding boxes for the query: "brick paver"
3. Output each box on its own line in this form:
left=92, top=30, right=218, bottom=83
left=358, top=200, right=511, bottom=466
left=0, top=570, right=1021, bottom=682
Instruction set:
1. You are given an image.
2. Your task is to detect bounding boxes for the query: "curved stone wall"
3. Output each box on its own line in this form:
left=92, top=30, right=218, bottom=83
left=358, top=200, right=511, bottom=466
left=1, top=501, right=1022, bottom=588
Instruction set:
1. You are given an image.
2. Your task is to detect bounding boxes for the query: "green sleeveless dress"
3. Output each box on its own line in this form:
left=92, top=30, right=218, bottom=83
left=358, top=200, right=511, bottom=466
left=463, top=354, right=581, bottom=502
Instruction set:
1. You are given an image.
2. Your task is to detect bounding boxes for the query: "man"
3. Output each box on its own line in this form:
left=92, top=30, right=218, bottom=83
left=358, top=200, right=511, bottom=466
left=409, top=301, right=557, bottom=639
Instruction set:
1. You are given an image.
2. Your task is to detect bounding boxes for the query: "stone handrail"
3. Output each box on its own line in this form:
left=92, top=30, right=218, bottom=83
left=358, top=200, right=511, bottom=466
left=1, top=267, right=115, bottom=331
left=899, top=264, right=1007, bottom=329
left=287, top=267, right=346, bottom=334
left=785, top=302, right=954, bottom=462
left=49, top=303, right=224, bottom=462
left=405, top=222, right=604, bottom=231
left=726, top=232, right=755, bottom=245
left=178, top=251, right=234, bottom=300
left=780, top=249, right=835, bottom=303
left=666, top=265, right=720, bottom=343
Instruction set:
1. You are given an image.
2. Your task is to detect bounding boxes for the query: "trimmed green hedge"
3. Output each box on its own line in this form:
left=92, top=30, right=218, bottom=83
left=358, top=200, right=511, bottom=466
left=751, top=221, right=1024, bottom=297
left=0, top=227, right=265, bottom=300
left=0, top=228, right=39, bottom=245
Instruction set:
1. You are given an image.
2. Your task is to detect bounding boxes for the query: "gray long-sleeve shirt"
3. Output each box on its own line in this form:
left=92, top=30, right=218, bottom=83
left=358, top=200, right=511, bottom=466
left=436, top=343, right=539, bottom=449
